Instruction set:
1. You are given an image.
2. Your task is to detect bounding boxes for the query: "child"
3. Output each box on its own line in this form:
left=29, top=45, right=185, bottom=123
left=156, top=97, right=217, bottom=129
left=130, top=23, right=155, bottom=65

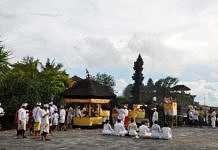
left=102, top=120, right=114, bottom=135
left=138, top=120, right=151, bottom=138
left=114, top=119, right=128, bottom=136
left=128, top=118, right=138, bottom=137
left=151, top=120, right=161, bottom=139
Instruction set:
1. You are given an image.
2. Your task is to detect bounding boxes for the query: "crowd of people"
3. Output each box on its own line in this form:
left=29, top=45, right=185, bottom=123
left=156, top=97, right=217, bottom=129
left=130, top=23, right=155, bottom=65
left=186, top=106, right=217, bottom=128
left=102, top=105, right=172, bottom=140
left=15, top=102, right=73, bottom=141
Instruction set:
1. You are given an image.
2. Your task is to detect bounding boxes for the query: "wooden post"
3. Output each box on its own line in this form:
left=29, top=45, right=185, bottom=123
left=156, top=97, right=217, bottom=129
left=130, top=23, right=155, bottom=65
left=88, top=104, right=91, bottom=117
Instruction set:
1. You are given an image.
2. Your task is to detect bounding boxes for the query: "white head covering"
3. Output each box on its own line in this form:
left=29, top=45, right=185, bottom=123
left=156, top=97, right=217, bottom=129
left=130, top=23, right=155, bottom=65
left=44, top=104, right=49, bottom=108
left=153, top=108, right=157, bottom=110
left=22, top=103, right=28, bottom=107
left=36, top=102, right=41, bottom=106
left=49, top=102, right=53, bottom=105
left=0, top=103, right=1, bottom=106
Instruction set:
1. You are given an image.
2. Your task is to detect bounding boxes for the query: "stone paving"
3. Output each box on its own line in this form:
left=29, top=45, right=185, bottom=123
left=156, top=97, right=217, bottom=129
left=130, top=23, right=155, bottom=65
left=0, top=127, right=218, bottom=150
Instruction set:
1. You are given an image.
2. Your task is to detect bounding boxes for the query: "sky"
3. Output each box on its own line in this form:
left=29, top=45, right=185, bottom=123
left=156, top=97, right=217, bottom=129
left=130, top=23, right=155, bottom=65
left=1, top=0, right=218, bottom=106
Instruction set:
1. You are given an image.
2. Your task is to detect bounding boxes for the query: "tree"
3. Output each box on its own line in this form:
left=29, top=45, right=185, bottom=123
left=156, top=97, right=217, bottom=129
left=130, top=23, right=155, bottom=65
left=131, top=54, right=144, bottom=104
left=116, top=96, right=128, bottom=105
left=123, top=84, right=133, bottom=100
left=154, top=76, right=179, bottom=102
left=93, top=73, right=115, bottom=88
left=0, top=42, right=10, bottom=80
left=39, top=58, right=69, bottom=104
left=147, top=78, right=154, bottom=88
left=0, top=56, right=69, bottom=116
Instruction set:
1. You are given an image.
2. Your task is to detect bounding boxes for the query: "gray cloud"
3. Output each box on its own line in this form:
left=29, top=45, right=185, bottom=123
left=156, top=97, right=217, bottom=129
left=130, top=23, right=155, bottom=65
left=1, top=0, right=218, bottom=105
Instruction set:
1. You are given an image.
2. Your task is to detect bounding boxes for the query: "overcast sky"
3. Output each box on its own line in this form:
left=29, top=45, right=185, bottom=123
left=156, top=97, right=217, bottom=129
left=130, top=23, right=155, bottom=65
left=1, top=0, right=218, bottom=106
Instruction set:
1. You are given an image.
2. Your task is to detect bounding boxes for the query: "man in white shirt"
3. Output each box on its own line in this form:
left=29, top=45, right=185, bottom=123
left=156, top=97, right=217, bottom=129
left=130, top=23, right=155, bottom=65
left=32, top=102, right=42, bottom=140
left=18, top=103, right=28, bottom=138
left=152, top=108, right=158, bottom=124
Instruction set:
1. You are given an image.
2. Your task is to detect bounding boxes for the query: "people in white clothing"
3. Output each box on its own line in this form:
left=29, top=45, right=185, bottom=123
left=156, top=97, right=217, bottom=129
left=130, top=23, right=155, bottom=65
left=52, top=110, right=59, bottom=131
left=67, top=107, right=74, bottom=128
left=211, top=109, right=216, bottom=128
left=59, top=106, right=66, bottom=130
left=76, top=106, right=82, bottom=117
left=116, top=106, right=126, bottom=123
left=151, top=121, right=161, bottom=139
left=0, top=103, right=4, bottom=117
left=0, top=103, right=5, bottom=130
left=41, top=104, right=50, bottom=141
left=128, top=118, right=138, bottom=137
left=138, top=120, right=151, bottom=138
left=18, top=103, right=28, bottom=138
left=102, top=120, right=114, bottom=135
left=32, top=102, right=42, bottom=140
left=161, top=127, right=172, bottom=140
left=152, top=108, right=158, bottom=124
left=114, top=119, right=128, bottom=136
left=193, top=107, right=199, bottom=126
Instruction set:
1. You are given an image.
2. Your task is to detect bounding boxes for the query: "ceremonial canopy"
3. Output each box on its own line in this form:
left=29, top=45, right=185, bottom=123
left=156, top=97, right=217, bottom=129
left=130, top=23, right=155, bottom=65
left=62, top=78, right=115, bottom=104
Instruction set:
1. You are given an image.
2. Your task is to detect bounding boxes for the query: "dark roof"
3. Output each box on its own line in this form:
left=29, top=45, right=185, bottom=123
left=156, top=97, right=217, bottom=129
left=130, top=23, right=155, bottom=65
left=70, top=76, right=83, bottom=82
left=62, top=78, right=116, bottom=99
left=171, top=85, right=191, bottom=91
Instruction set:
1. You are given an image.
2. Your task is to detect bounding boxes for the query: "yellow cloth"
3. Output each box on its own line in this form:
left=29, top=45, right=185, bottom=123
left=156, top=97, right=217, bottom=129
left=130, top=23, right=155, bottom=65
left=34, top=122, right=41, bottom=131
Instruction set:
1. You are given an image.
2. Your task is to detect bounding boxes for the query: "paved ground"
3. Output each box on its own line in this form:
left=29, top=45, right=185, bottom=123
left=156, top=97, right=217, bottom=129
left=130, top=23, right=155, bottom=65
left=0, top=127, right=218, bottom=150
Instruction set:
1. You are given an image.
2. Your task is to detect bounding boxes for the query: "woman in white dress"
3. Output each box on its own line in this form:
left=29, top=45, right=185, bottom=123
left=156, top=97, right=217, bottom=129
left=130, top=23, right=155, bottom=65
left=161, top=126, right=172, bottom=140
left=138, top=120, right=151, bottom=138
left=102, top=120, right=114, bottom=135
left=128, top=118, right=138, bottom=137
left=151, top=120, right=161, bottom=139
left=114, top=119, right=128, bottom=136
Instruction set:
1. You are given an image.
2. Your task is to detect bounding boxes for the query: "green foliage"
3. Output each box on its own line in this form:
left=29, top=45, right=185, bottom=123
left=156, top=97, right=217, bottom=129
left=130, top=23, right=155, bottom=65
left=155, top=76, right=178, bottom=88
left=0, top=42, right=10, bottom=80
left=0, top=56, right=69, bottom=115
left=123, top=84, right=133, bottom=100
left=116, top=96, right=128, bottom=105
left=93, top=73, right=115, bottom=88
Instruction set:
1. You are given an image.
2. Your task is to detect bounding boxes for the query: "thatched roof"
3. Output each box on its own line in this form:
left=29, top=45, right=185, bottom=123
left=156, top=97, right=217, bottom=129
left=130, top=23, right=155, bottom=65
left=171, top=85, right=191, bottom=91
left=62, top=78, right=116, bottom=99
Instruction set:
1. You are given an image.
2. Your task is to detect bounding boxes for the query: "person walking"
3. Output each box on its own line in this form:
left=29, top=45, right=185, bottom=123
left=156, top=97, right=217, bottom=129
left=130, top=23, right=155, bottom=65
left=33, top=102, right=42, bottom=140
left=41, top=104, right=50, bottom=141
left=198, top=107, right=205, bottom=127
left=59, top=106, right=66, bottom=131
left=211, top=108, right=216, bottom=128
left=18, top=103, right=28, bottom=138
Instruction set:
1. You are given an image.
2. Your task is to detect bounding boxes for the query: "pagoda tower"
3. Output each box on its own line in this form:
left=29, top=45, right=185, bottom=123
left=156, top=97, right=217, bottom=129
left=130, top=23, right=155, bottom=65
left=131, top=54, right=144, bottom=104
